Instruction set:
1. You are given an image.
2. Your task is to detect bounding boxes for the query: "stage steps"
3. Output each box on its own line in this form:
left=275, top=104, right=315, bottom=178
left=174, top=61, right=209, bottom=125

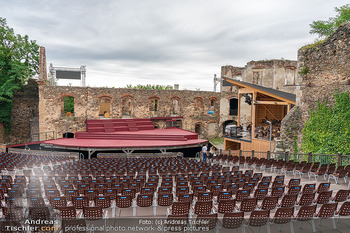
left=75, top=132, right=188, bottom=141
left=86, top=118, right=155, bottom=132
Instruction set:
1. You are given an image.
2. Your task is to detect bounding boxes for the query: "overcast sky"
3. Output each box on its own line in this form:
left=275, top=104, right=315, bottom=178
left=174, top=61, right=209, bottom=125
left=1, top=0, right=348, bottom=91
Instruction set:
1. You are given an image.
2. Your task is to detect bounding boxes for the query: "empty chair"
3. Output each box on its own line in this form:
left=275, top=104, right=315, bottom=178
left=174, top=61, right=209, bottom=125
left=217, top=191, right=233, bottom=202
left=83, top=206, right=103, bottom=220
left=259, top=196, right=278, bottom=211
left=95, top=196, right=111, bottom=209
left=336, top=201, right=350, bottom=219
left=316, top=182, right=331, bottom=193
left=294, top=205, right=317, bottom=232
left=194, top=201, right=213, bottom=215
left=167, top=201, right=191, bottom=216
left=287, top=179, right=300, bottom=188
left=270, top=186, right=285, bottom=198
left=279, top=195, right=298, bottom=208
left=315, top=203, right=338, bottom=229
left=297, top=193, right=316, bottom=206
left=287, top=186, right=301, bottom=195
left=217, top=199, right=235, bottom=214
left=177, top=193, right=194, bottom=203
left=254, top=189, right=268, bottom=200
left=328, top=169, right=348, bottom=184
left=309, top=165, right=327, bottom=181
left=236, top=198, right=257, bottom=212
left=195, top=213, right=218, bottom=232
left=28, top=206, right=54, bottom=232
left=28, top=197, right=46, bottom=207
left=247, top=210, right=271, bottom=233
left=0, top=221, right=23, bottom=233
left=235, top=190, right=250, bottom=202
left=302, top=183, right=316, bottom=194
left=3, top=207, right=24, bottom=221
left=220, top=212, right=245, bottom=233
left=116, top=195, right=132, bottom=208
left=71, top=196, right=89, bottom=209
left=50, top=196, right=67, bottom=209
left=197, top=192, right=213, bottom=202
left=315, top=191, right=332, bottom=204
left=58, top=206, right=78, bottom=219
left=157, top=193, right=173, bottom=206
left=271, top=207, right=295, bottom=233
left=332, top=189, right=349, bottom=202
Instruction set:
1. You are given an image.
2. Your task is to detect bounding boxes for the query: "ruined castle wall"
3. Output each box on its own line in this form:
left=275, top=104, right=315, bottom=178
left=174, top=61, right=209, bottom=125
left=1, top=79, right=39, bottom=145
left=280, top=23, right=350, bottom=152
left=38, top=86, right=226, bottom=139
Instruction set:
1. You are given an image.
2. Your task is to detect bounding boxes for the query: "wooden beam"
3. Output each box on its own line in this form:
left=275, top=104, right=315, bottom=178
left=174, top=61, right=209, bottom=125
left=238, top=93, right=241, bottom=127
left=252, top=92, right=257, bottom=139
left=254, top=101, right=289, bottom=105
left=223, top=78, right=296, bottom=105
left=238, top=88, right=254, bottom=94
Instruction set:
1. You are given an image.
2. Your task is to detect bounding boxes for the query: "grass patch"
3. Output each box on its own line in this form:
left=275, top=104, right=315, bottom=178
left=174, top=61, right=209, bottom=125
left=209, top=137, right=224, bottom=145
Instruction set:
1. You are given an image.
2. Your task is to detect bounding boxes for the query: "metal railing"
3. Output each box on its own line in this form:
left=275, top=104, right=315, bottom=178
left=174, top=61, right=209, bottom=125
left=217, top=149, right=350, bottom=167
left=30, top=131, right=56, bottom=142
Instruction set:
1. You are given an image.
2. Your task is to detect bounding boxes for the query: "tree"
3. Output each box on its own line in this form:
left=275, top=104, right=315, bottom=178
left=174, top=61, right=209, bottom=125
left=310, top=4, right=350, bottom=38
left=0, top=17, right=39, bottom=133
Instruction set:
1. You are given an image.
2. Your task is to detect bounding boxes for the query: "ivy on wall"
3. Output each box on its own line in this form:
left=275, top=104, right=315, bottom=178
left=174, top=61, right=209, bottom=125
left=0, top=17, right=39, bottom=133
left=302, top=92, right=350, bottom=154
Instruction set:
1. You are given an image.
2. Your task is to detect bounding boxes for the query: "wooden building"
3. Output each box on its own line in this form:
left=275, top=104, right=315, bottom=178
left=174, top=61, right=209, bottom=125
left=223, top=77, right=296, bottom=154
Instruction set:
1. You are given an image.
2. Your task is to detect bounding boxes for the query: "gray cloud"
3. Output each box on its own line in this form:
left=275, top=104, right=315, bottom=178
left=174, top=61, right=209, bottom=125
left=1, top=0, right=348, bottom=91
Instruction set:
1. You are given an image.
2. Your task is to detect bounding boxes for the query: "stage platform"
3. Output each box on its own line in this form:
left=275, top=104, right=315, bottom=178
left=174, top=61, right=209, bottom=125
left=41, top=118, right=207, bottom=156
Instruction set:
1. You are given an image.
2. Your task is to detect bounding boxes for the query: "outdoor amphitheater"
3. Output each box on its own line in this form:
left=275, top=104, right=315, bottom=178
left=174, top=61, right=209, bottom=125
left=0, top=149, right=350, bottom=233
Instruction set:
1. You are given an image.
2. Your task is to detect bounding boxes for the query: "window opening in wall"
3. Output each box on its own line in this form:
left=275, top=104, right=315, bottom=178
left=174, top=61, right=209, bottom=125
left=99, top=99, right=111, bottom=117
left=195, top=124, right=201, bottom=134
left=122, top=98, right=133, bottom=116
left=172, top=99, right=179, bottom=114
left=154, top=99, right=158, bottom=112
left=194, top=98, right=203, bottom=115
left=252, top=71, right=262, bottom=85
left=210, top=99, right=215, bottom=107
left=63, top=96, right=74, bottom=116
left=229, top=98, right=238, bottom=116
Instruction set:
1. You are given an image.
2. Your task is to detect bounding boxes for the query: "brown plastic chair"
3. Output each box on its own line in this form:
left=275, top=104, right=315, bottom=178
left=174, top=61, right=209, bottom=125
left=28, top=197, right=46, bottom=207
left=270, top=186, right=285, bottom=198
left=235, top=189, right=250, bottom=202
left=248, top=210, right=271, bottom=233
left=315, top=203, right=338, bottom=229
left=237, top=198, right=257, bottom=212
left=302, top=183, right=316, bottom=194
left=177, top=193, right=193, bottom=203
left=287, top=186, right=301, bottom=195
left=217, top=199, right=235, bottom=213
left=84, top=189, right=99, bottom=201
left=260, top=196, right=278, bottom=210
left=83, top=206, right=103, bottom=220
left=336, top=201, right=350, bottom=219
left=217, top=191, right=233, bottom=202
left=71, top=196, right=89, bottom=209
left=272, top=207, right=295, bottom=233
left=157, top=193, right=173, bottom=206
left=254, top=188, right=268, bottom=200
left=279, top=194, right=297, bottom=208
left=0, top=220, right=23, bottom=233
left=4, top=207, right=24, bottom=221
left=50, top=196, right=67, bottom=209
left=287, top=178, right=300, bottom=188
left=116, top=195, right=132, bottom=208
left=95, top=196, right=111, bottom=208
left=221, top=212, right=245, bottom=233
left=165, top=214, right=189, bottom=231
left=294, top=205, right=317, bottom=232
left=103, top=188, right=118, bottom=200
left=297, top=193, right=316, bottom=206
left=316, top=182, right=331, bottom=193
left=332, top=189, right=349, bottom=202
left=194, top=201, right=213, bottom=215
left=315, top=191, right=332, bottom=204
left=168, top=201, right=191, bottom=215
left=195, top=213, right=218, bottom=231
left=197, top=191, right=213, bottom=202
left=58, top=206, right=77, bottom=219
left=64, top=189, right=79, bottom=201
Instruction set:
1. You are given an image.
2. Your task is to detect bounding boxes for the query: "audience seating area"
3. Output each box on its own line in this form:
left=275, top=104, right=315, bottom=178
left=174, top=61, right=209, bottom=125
left=0, top=152, right=350, bottom=233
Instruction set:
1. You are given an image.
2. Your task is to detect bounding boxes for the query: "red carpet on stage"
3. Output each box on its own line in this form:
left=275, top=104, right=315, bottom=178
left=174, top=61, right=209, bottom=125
left=43, top=118, right=207, bottom=149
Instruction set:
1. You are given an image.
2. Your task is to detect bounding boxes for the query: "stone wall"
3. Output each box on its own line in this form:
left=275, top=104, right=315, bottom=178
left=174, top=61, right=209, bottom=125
left=0, top=79, right=39, bottom=145
left=38, top=85, right=228, bottom=139
left=280, top=23, right=350, bottom=152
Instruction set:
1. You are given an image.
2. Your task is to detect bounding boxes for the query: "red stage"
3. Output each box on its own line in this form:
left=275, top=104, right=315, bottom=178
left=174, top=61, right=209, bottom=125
left=41, top=118, right=207, bottom=152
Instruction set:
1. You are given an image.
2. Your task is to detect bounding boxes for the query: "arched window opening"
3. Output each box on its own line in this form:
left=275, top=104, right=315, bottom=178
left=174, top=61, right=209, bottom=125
left=62, top=96, right=74, bottom=117
left=99, top=98, right=111, bottom=117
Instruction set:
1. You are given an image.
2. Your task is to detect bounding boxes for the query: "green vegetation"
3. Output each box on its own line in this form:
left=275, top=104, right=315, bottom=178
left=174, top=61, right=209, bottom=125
left=0, top=17, right=39, bottom=133
left=63, top=96, right=74, bottom=114
left=209, top=137, right=224, bottom=146
left=300, top=38, right=327, bottom=51
left=126, top=84, right=173, bottom=90
left=298, top=65, right=309, bottom=75
left=302, top=92, right=350, bottom=154
left=310, top=4, right=350, bottom=38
